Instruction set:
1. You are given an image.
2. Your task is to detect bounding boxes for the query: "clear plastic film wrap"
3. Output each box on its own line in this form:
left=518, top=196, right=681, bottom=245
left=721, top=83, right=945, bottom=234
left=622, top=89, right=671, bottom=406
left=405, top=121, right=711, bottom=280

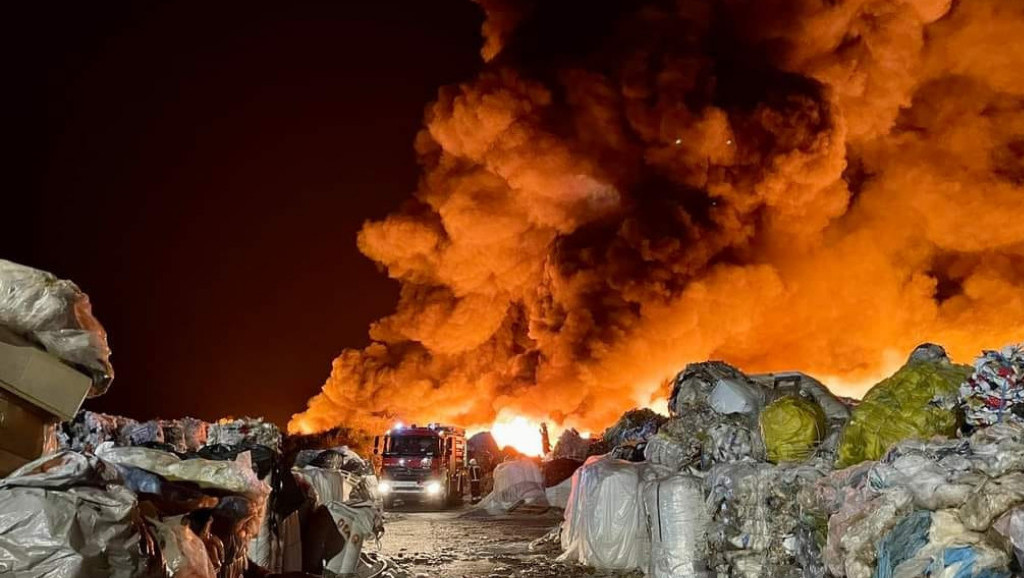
left=642, top=472, right=709, bottom=578
left=477, top=458, right=548, bottom=514
left=558, top=455, right=649, bottom=570
left=0, top=259, right=113, bottom=395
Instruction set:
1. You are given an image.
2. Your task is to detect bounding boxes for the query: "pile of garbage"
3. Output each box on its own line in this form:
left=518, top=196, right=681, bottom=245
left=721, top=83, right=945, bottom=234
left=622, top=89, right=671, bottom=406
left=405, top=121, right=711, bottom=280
left=0, top=444, right=269, bottom=577
left=556, top=342, right=1024, bottom=578
left=0, top=262, right=388, bottom=577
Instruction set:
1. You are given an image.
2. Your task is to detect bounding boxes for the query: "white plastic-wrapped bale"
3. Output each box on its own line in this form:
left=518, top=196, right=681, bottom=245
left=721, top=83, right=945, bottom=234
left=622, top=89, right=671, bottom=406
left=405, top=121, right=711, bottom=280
left=477, top=458, right=548, bottom=514
left=643, top=472, right=709, bottom=578
left=558, top=455, right=649, bottom=570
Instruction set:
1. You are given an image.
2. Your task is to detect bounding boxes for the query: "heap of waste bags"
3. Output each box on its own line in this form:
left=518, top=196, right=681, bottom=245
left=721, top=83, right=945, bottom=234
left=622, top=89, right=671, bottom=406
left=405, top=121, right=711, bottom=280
left=0, top=445, right=268, bottom=578
left=556, top=342, right=1024, bottom=578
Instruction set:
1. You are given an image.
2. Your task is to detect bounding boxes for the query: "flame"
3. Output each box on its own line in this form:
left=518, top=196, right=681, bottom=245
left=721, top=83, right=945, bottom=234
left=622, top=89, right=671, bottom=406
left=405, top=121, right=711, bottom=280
left=289, top=0, right=1024, bottom=438
left=489, top=415, right=545, bottom=456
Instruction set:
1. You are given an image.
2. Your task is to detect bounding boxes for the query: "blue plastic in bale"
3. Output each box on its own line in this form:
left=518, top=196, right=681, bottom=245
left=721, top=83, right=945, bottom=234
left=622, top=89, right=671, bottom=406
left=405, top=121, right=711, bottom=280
left=874, top=510, right=931, bottom=578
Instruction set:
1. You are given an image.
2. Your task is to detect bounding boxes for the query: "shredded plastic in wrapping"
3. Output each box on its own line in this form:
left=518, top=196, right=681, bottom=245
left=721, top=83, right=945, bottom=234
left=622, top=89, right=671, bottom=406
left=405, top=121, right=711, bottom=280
left=643, top=472, right=708, bottom=578
left=148, top=516, right=217, bottom=578
left=559, top=455, right=649, bottom=570
left=836, top=357, right=972, bottom=468
left=760, top=396, right=826, bottom=464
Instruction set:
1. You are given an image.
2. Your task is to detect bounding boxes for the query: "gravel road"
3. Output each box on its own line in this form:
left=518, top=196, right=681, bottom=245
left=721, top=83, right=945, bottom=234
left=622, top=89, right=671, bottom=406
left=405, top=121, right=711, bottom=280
left=372, top=503, right=639, bottom=578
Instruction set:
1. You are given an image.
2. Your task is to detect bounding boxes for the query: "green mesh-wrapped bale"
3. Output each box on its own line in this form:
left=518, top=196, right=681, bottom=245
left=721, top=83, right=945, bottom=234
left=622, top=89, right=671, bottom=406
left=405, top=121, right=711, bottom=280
left=760, top=396, right=826, bottom=463
left=836, top=359, right=971, bottom=468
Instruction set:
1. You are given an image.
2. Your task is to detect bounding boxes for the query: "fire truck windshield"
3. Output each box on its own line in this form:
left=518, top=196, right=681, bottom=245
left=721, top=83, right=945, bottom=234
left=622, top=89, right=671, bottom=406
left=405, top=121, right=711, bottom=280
left=389, top=435, right=439, bottom=456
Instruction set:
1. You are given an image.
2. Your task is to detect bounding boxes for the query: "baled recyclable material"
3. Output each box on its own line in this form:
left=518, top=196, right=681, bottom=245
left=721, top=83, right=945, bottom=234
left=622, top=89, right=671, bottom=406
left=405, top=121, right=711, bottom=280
left=559, top=455, right=650, bottom=570
left=837, top=347, right=972, bottom=468
left=0, top=259, right=113, bottom=394
left=643, top=472, right=708, bottom=578
left=760, top=395, right=826, bottom=464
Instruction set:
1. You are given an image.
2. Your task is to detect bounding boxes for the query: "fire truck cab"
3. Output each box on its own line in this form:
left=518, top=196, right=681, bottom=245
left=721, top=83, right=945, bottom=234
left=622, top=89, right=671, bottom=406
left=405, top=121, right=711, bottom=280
left=373, top=423, right=467, bottom=508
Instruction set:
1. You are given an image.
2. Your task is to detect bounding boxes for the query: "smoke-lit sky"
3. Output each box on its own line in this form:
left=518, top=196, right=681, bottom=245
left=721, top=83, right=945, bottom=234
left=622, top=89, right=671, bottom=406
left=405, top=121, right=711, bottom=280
left=5, top=1, right=483, bottom=425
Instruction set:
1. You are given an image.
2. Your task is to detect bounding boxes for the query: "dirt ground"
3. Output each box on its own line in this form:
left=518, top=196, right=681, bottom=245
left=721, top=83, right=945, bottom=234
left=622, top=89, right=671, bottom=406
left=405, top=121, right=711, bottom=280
left=372, top=503, right=640, bottom=578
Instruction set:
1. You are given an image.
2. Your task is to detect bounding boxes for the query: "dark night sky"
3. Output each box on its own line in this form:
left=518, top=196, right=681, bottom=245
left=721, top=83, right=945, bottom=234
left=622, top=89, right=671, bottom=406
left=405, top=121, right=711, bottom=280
left=3, top=1, right=483, bottom=426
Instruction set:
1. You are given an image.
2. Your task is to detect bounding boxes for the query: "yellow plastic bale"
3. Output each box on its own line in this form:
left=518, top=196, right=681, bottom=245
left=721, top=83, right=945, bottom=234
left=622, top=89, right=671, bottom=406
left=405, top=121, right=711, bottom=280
left=760, top=396, right=826, bottom=463
left=836, top=361, right=972, bottom=468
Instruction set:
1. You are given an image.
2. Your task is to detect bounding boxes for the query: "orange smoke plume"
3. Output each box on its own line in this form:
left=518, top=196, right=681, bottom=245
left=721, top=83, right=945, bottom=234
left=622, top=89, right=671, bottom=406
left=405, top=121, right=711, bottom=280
left=289, top=0, right=1024, bottom=437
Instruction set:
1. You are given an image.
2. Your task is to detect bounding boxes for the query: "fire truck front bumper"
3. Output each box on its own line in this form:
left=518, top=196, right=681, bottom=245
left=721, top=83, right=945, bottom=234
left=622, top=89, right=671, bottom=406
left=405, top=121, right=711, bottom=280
left=378, top=479, right=443, bottom=498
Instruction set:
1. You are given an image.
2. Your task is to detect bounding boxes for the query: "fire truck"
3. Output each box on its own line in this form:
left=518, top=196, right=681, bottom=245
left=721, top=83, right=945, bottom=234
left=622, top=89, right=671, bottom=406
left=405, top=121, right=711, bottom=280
left=373, top=423, right=467, bottom=508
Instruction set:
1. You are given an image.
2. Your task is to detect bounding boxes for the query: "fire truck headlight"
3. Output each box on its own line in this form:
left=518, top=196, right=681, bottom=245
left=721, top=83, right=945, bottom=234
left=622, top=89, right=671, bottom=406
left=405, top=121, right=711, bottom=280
left=379, top=482, right=392, bottom=494
left=425, top=481, right=442, bottom=495
left=421, top=457, right=432, bottom=468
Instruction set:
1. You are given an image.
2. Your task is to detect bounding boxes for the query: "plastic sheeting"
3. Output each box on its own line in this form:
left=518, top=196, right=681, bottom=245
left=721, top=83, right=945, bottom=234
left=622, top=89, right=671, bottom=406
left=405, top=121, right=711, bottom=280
left=477, top=458, right=548, bottom=514
left=836, top=354, right=972, bottom=468
left=545, top=477, right=573, bottom=510
left=95, top=443, right=269, bottom=508
left=643, top=472, right=708, bottom=578
left=559, top=455, right=649, bottom=570
left=0, top=259, right=114, bottom=395
left=761, top=396, right=826, bottom=464
left=0, top=452, right=148, bottom=577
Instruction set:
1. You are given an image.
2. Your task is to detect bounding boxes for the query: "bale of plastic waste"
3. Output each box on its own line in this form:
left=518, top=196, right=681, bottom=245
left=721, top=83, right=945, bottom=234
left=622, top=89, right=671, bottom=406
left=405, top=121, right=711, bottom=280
left=119, top=419, right=164, bottom=447
left=704, top=462, right=826, bottom=578
left=750, top=371, right=851, bottom=461
left=559, top=455, right=650, bottom=570
left=550, top=428, right=591, bottom=462
left=159, top=417, right=209, bottom=453
left=602, top=408, right=667, bottom=448
left=643, top=471, right=709, bottom=578
left=208, top=417, right=282, bottom=451
left=0, top=259, right=114, bottom=395
left=960, top=343, right=1024, bottom=429
left=545, top=476, right=573, bottom=509
left=644, top=432, right=694, bottom=471
left=663, top=361, right=769, bottom=467
left=0, top=452, right=149, bottom=577
left=59, top=411, right=137, bottom=452
left=836, top=343, right=972, bottom=468
left=477, top=458, right=549, bottom=514
left=811, top=423, right=1024, bottom=578
left=760, top=395, right=826, bottom=463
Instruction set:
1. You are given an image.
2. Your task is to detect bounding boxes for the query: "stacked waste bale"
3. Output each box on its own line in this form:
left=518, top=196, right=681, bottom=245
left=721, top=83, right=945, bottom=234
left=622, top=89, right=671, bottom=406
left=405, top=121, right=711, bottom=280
left=810, top=423, right=1024, bottom=577
left=0, top=445, right=271, bottom=578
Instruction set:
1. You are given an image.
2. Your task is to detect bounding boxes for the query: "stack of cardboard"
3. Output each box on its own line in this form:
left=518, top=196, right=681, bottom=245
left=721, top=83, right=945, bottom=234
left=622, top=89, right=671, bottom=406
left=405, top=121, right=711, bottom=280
left=0, top=328, right=93, bottom=475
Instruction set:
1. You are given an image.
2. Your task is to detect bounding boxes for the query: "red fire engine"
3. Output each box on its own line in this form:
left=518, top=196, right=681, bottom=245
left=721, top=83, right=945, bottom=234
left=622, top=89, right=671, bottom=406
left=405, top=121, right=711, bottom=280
left=373, top=423, right=467, bottom=508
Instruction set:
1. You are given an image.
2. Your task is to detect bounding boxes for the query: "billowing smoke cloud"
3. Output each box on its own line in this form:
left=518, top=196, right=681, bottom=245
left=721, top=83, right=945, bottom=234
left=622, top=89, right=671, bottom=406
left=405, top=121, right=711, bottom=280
left=290, top=0, right=1024, bottom=435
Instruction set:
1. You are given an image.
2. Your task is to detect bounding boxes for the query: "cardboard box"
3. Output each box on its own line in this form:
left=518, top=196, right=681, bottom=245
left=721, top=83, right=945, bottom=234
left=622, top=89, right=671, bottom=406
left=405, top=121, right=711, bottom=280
left=0, top=388, right=58, bottom=476
left=0, top=340, right=92, bottom=421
